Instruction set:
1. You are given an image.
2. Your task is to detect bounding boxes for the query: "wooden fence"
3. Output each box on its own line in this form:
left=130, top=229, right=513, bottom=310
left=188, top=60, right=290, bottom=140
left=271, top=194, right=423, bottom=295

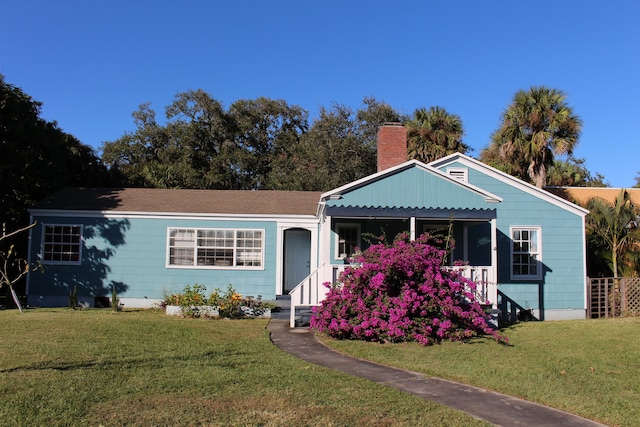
left=588, top=277, right=640, bottom=318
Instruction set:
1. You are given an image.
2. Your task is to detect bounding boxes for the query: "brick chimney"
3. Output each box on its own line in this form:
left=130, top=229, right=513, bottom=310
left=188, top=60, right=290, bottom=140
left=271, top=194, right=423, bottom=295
left=377, top=122, right=408, bottom=172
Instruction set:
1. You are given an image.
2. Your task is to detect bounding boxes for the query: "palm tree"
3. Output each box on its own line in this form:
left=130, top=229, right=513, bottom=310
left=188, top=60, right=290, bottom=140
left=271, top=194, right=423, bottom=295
left=586, top=189, right=640, bottom=279
left=486, top=86, right=582, bottom=188
left=406, top=106, right=469, bottom=163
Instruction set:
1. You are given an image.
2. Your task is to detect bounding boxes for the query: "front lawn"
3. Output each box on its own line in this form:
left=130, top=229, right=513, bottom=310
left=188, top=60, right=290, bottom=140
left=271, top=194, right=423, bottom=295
left=321, top=317, right=640, bottom=427
left=0, top=309, right=486, bottom=426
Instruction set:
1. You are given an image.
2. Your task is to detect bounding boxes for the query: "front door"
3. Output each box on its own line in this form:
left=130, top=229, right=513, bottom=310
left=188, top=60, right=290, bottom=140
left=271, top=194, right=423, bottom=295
left=283, top=229, right=311, bottom=293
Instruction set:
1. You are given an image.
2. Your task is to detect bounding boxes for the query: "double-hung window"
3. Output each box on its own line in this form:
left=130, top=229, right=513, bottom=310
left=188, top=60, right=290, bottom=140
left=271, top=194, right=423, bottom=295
left=335, top=223, right=360, bottom=260
left=510, top=227, right=542, bottom=280
left=167, top=228, right=264, bottom=269
left=42, top=225, right=83, bottom=264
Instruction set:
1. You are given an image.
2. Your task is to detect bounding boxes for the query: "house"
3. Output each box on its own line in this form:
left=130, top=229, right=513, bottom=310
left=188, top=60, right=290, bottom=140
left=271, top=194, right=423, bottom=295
left=545, top=186, right=640, bottom=278
left=27, top=124, right=589, bottom=324
left=545, top=187, right=640, bottom=208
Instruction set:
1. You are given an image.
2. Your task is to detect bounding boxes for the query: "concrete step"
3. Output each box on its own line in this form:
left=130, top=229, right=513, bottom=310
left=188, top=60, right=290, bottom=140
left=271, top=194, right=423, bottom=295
left=275, top=295, right=291, bottom=309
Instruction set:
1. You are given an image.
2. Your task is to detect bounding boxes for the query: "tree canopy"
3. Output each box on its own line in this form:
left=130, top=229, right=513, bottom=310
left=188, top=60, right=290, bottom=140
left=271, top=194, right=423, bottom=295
left=406, top=106, right=470, bottom=163
left=102, top=93, right=403, bottom=192
left=480, top=86, right=582, bottom=188
left=546, top=157, right=608, bottom=187
left=585, top=190, right=640, bottom=278
left=1, top=75, right=111, bottom=301
left=0, top=74, right=110, bottom=229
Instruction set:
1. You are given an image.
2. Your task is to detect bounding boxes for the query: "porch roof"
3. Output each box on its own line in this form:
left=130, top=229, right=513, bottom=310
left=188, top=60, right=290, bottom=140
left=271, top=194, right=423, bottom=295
left=325, top=205, right=496, bottom=219
left=322, top=161, right=501, bottom=216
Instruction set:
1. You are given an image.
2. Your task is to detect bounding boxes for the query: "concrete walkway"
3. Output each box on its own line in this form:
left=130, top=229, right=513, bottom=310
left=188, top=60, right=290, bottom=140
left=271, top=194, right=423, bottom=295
left=267, top=319, right=607, bottom=427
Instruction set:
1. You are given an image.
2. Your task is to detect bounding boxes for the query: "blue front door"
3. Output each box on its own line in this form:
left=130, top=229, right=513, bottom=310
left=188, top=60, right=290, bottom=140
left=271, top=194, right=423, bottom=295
left=283, top=229, right=311, bottom=293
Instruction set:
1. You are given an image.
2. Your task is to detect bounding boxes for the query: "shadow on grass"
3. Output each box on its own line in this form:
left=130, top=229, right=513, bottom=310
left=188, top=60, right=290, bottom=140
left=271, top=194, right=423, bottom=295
left=0, top=348, right=255, bottom=374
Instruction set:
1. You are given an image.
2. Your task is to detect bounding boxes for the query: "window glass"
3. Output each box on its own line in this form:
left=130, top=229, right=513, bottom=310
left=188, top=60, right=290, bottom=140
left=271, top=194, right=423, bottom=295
left=168, top=228, right=263, bottom=268
left=336, top=224, right=359, bottom=259
left=42, top=225, right=82, bottom=264
left=511, top=227, right=541, bottom=279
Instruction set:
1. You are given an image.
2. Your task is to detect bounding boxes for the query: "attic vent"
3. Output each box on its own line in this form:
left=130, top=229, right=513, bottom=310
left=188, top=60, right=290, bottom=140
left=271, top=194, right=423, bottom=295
left=447, top=168, right=468, bottom=183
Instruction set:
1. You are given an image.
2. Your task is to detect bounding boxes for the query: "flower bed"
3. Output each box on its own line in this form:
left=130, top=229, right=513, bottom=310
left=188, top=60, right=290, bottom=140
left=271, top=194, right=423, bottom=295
left=164, top=284, right=274, bottom=319
left=165, top=305, right=271, bottom=318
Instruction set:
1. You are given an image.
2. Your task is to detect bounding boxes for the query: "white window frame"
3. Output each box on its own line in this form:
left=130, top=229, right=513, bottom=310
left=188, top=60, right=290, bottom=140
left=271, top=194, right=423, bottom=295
left=335, top=223, right=360, bottom=260
left=41, top=224, right=83, bottom=265
left=510, top=226, right=542, bottom=280
left=447, top=167, right=468, bottom=183
left=166, top=227, right=265, bottom=270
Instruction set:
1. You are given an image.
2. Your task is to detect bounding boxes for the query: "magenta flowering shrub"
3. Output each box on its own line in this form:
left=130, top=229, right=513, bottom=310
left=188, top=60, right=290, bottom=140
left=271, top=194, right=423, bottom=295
left=310, top=233, right=507, bottom=345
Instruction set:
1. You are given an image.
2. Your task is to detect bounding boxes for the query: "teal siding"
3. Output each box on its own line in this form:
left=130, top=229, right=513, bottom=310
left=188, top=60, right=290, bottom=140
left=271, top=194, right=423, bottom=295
left=28, top=216, right=280, bottom=303
left=439, top=161, right=586, bottom=315
left=328, top=167, right=493, bottom=210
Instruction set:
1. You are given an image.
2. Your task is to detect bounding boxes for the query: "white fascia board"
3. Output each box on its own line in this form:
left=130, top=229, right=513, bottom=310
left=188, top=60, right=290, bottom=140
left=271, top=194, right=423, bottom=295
left=28, top=209, right=319, bottom=223
left=320, top=159, right=423, bottom=200
left=425, top=162, right=503, bottom=203
left=321, top=158, right=502, bottom=203
left=429, top=153, right=589, bottom=217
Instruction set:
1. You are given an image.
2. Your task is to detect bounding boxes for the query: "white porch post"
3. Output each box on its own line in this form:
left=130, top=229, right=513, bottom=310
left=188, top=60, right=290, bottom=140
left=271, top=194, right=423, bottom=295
left=410, top=216, right=416, bottom=240
left=490, top=217, right=498, bottom=308
left=320, top=214, right=332, bottom=276
left=275, top=225, right=284, bottom=295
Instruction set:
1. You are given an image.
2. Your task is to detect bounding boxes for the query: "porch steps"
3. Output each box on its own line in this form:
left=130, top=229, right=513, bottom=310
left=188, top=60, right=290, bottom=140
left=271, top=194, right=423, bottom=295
left=274, top=295, right=312, bottom=327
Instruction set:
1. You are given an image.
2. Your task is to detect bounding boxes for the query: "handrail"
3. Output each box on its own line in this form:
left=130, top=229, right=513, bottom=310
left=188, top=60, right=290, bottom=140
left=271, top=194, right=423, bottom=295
left=288, top=263, right=330, bottom=328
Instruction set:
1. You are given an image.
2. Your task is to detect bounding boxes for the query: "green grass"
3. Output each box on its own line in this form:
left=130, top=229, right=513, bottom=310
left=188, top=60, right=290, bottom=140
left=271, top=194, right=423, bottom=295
left=321, top=317, right=640, bottom=427
left=0, top=309, right=487, bottom=426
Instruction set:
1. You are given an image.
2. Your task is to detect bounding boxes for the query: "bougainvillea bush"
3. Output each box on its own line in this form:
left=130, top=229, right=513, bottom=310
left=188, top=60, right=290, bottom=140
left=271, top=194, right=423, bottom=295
left=310, top=233, right=507, bottom=346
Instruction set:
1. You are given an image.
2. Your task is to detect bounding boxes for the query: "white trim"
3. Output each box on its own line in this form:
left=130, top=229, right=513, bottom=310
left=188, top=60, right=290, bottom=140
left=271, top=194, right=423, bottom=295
left=447, top=167, right=468, bottom=183
left=320, top=215, right=332, bottom=269
left=410, top=217, right=416, bottom=240
left=429, top=153, right=589, bottom=217
left=321, top=159, right=503, bottom=204
left=509, top=226, right=543, bottom=281
left=29, top=209, right=319, bottom=222
left=275, top=223, right=319, bottom=296
left=165, top=227, right=265, bottom=270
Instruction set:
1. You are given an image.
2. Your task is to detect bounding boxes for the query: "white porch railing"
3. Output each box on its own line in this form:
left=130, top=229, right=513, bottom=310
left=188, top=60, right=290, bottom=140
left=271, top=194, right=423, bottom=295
left=442, top=266, right=497, bottom=307
left=288, top=264, right=347, bottom=328
left=289, top=264, right=496, bottom=328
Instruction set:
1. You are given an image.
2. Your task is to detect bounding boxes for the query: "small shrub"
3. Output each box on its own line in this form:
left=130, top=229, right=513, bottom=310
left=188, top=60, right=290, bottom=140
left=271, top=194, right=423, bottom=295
left=69, top=285, right=77, bottom=310
left=241, top=294, right=277, bottom=317
left=161, top=290, right=181, bottom=308
left=209, top=284, right=243, bottom=318
left=111, top=285, right=122, bottom=312
left=310, top=232, right=507, bottom=346
left=176, top=284, right=208, bottom=317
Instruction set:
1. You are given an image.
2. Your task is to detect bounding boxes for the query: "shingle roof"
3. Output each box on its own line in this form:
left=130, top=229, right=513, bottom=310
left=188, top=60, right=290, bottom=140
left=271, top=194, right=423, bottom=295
left=32, top=188, right=323, bottom=216
left=545, top=187, right=640, bottom=207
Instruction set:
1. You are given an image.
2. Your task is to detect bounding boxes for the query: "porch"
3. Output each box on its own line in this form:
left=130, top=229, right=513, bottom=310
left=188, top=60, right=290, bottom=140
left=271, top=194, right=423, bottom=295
left=289, top=263, right=497, bottom=328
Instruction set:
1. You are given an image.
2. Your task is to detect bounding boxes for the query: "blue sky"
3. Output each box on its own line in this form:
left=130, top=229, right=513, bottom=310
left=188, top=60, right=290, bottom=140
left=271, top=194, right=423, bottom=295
left=2, top=0, right=638, bottom=187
